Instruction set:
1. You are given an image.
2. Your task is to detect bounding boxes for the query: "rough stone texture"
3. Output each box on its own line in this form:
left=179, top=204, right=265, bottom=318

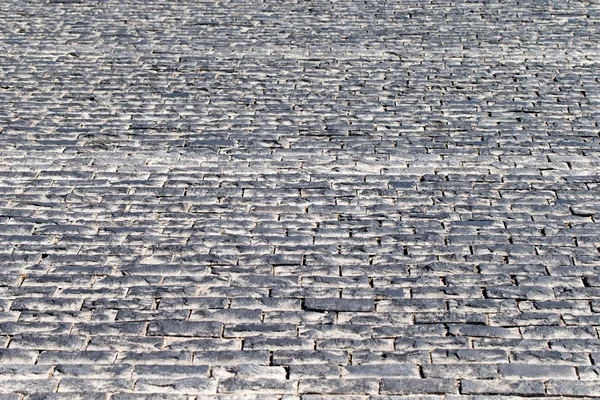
left=1, top=0, right=600, bottom=397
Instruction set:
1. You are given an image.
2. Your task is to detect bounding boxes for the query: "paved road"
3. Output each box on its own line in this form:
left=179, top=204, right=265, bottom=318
left=1, top=0, right=600, bottom=398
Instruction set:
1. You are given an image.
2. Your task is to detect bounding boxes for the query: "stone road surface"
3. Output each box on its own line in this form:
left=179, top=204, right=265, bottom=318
left=1, top=0, right=600, bottom=398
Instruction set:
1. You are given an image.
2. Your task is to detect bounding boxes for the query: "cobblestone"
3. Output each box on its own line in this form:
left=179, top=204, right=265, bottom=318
left=1, top=0, right=600, bottom=397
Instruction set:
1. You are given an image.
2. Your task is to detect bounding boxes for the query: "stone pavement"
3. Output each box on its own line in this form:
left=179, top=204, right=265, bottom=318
left=1, top=0, right=600, bottom=398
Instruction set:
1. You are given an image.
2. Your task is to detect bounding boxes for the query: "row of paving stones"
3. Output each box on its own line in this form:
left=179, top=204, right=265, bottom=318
left=0, top=372, right=600, bottom=396
left=2, top=0, right=600, bottom=397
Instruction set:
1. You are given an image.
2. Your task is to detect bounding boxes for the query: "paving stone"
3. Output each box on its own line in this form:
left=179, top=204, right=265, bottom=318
left=54, top=364, right=133, bottom=378
left=87, top=336, right=165, bottom=351
left=380, top=378, right=458, bottom=395
left=472, top=339, right=549, bottom=351
left=0, top=379, right=59, bottom=394
left=193, top=351, right=270, bottom=366
left=342, top=364, right=418, bottom=378
left=461, top=380, right=546, bottom=395
left=578, top=365, right=600, bottom=381
left=0, top=349, right=39, bottom=364
left=72, top=322, right=146, bottom=336
left=0, top=365, right=53, bottom=380
left=520, top=326, right=597, bottom=339
left=147, top=321, right=222, bottom=337
left=289, top=364, right=340, bottom=379
left=298, top=379, right=378, bottom=394
left=212, top=365, right=286, bottom=380
left=224, top=324, right=297, bottom=338
left=373, top=325, right=446, bottom=338
left=134, top=378, right=217, bottom=394
left=25, top=394, right=106, bottom=400
left=317, top=338, right=394, bottom=351
left=545, top=380, right=600, bottom=396
left=303, top=299, right=374, bottom=312
left=218, top=378, right=297, bottom=394
left=509, top=350, right=591, bottom=365
left=272, top=350, right=348, bottom=365
left=133, top=365, right=209, bottom=379
left=488, top=312, right=561, bottom=326
left=550, top=339, right=600, bottom=352
left=189, top=309, right=262, bottom=323
left=166, top=338, right=241, bottom=351
left=299, top=324, right=371, bottom=339
left=57, top=378, right=132, bottom=392
left=242, top=338, right=313, bottom=351
left=422, top=364, right=498, bottom=379
left=394, top=337, right=469, bottom=350
left=498, top=364, right=577, bottom=379
left=352, top=350, right=430, bottom=365
left=431, top=350, right=508, bottom=364
left=116, top=351, right=192, bottom=365
left=446, top=324, right=521, bottom=339
left=9, top=335, right=86, bottom=351
left=38, top=351, right=116, bottom=364
left=111, top=395, right=188, bottom=400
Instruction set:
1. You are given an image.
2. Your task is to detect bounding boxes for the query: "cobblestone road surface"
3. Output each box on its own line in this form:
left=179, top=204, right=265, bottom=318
left=1, top=0, right=600, bottom=398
